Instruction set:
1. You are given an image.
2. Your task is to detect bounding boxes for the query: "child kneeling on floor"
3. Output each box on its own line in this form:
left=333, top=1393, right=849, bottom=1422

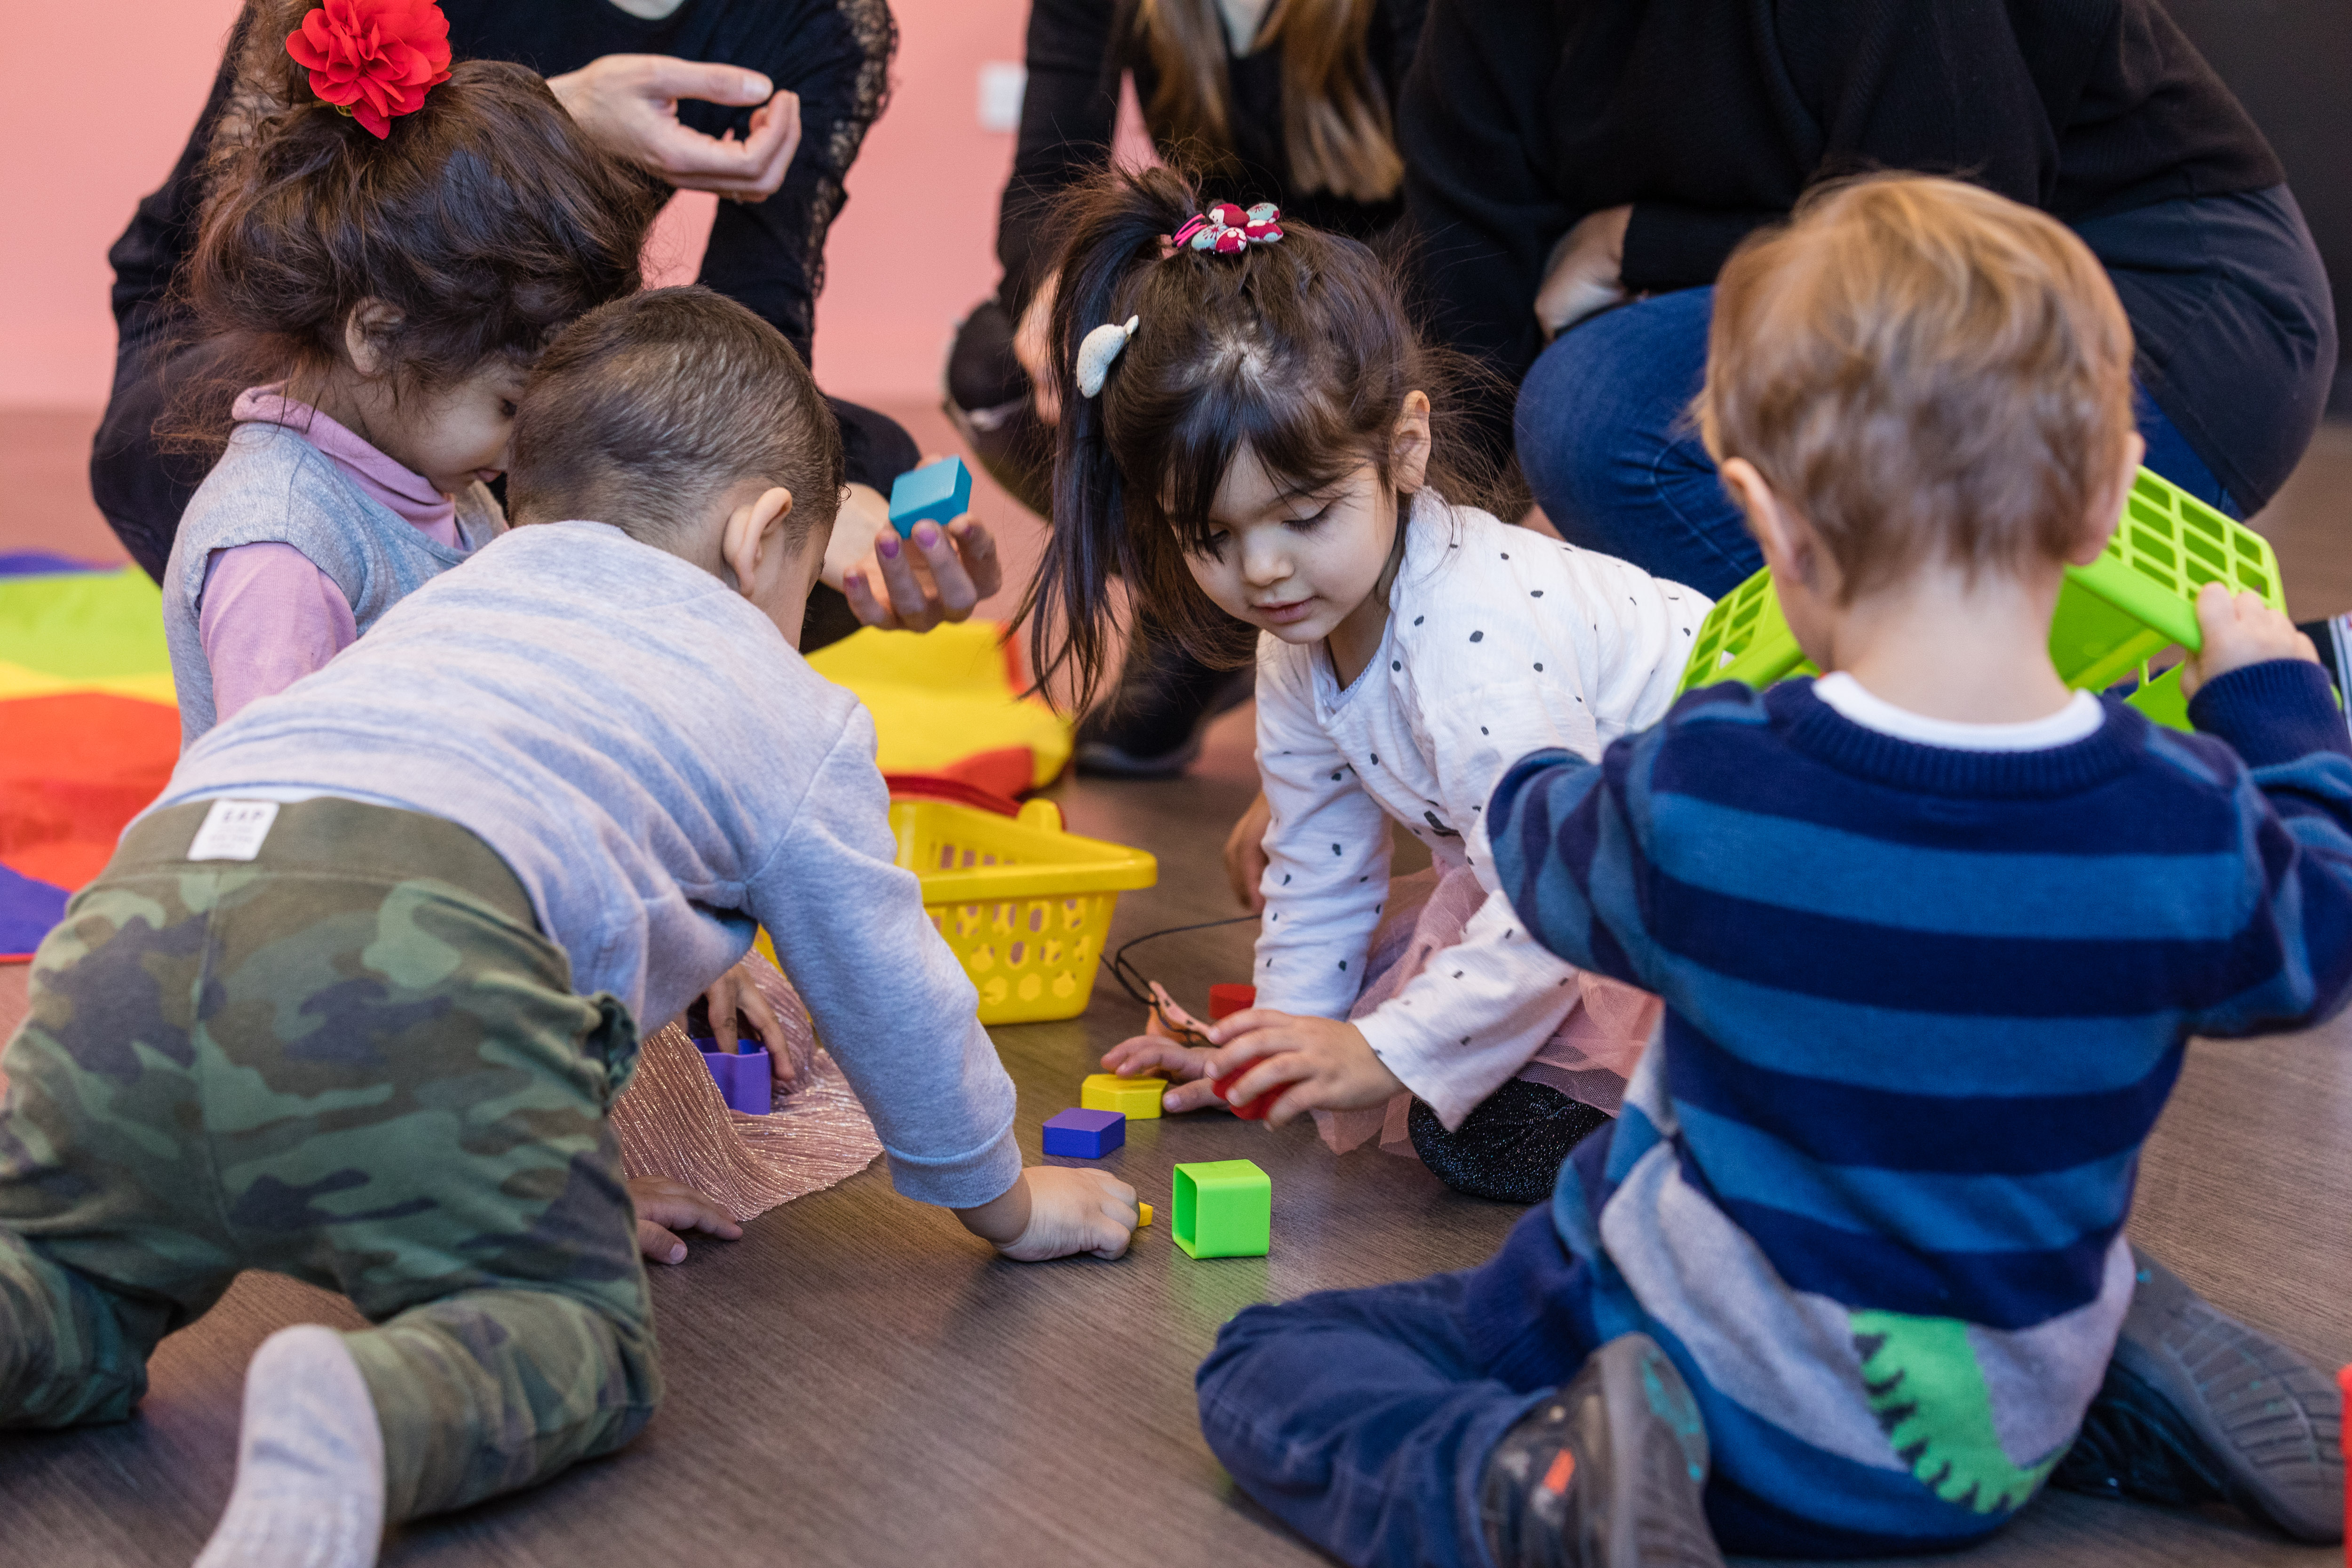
left=1194, top=175, right=2352, bottom=1567
left=1032, top=167, right=1708, bottom=1202
left=0, top=286, right=1137, bottom=1568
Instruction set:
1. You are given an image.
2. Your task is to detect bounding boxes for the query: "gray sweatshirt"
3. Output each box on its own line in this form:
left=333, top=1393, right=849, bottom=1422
left=158, top=521, right=1020, bottom=1209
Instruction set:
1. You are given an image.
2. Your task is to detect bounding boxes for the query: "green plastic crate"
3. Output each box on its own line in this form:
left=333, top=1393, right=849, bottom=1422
left=1675, top=468, right=2287, bottom=730
left=1172, top=1159, right=1271, bottom=1259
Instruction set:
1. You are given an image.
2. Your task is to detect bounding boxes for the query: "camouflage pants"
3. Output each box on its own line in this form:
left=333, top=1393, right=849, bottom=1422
left=0, top=799, right=660, bottom=1521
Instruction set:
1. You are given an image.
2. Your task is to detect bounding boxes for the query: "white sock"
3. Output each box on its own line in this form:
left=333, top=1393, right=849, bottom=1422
left=192, top=1324, right=387, bottom=1568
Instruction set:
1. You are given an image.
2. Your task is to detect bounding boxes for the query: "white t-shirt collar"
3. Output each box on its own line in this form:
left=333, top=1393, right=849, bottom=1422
left=1812, top=671, right=2105, bottom=752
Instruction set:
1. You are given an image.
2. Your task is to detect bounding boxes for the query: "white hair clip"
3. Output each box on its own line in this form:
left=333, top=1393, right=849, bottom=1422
left=1076, top=315, right=1141, bottom=399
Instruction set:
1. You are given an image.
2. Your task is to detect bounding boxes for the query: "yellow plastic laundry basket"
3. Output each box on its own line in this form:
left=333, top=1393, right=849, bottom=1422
left=760, top=791, right=1157, bottom=1027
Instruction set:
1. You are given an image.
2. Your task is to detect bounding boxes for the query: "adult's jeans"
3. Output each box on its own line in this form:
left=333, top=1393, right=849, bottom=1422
left=1515, top=186, right=2339, bottom=598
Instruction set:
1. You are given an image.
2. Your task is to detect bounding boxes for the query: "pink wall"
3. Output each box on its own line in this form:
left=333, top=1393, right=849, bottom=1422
left=0, top=0, right=246, bottom=408
left=0, top=0, right=1041, bottom=411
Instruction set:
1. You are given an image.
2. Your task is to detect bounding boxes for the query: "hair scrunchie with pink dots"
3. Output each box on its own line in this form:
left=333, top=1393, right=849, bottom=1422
left=1171, top=201, right=1284, bottom=255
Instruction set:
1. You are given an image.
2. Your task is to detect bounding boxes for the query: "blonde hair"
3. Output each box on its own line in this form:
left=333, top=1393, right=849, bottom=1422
left=1134, top=0, right=1403, bottom=205
left=1696, top=175, right=2136, bottom=601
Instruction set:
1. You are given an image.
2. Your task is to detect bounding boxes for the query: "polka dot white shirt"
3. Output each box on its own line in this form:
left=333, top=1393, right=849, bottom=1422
left=1251, top=494, right=1711, bottom=1126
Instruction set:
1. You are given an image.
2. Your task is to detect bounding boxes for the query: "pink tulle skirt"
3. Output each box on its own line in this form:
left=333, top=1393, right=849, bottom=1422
left=1313, top=864, right=1661, bottom=1157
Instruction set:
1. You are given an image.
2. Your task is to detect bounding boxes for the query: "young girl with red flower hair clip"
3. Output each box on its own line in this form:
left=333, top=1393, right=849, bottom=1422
left=1021, top=166, right=1713, bottom=1204
left=161, top=0, right=656, bottom=745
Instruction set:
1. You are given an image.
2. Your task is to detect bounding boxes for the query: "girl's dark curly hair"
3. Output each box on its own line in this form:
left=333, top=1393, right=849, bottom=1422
left=1017, top=162, right=1495, bottom=712
left=164, top=0, right=662, bottom=451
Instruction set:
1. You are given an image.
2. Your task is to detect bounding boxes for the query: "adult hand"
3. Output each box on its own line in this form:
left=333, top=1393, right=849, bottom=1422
left=1534, top=205, right=1633, bottom=342
left=833, top=480, right=1004, bottom=633
left=627, top=1175, right=744, bottom=1265
left=1015, top=274, right=1063, bottom=425
left=1224, top=790, right=1272, bottom=912
left=2181, top=581, right=2319, bottom=697
left=548, top=56, right=801, bottom=200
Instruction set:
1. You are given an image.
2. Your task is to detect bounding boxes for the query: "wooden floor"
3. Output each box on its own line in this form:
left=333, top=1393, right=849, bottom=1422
left=2, top=410, right=2350, bottom=1565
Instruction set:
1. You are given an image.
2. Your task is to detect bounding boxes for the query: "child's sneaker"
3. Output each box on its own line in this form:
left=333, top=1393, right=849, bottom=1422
left=2051, top=1249, right=2344, bottom=1542
left=1478, top=1333, right=1725, bottom=1568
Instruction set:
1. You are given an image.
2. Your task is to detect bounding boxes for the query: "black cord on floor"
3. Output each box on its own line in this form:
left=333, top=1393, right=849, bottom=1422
left=1098, top=914, right=1257, bottom=1027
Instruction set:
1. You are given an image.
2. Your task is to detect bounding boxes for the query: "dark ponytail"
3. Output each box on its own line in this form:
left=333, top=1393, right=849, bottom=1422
left=163, top=0, right=662, bottom=452
left=1018, top=163, right=1492, bottom=713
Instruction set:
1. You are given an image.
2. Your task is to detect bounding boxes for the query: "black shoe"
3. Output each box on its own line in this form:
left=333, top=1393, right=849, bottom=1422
left=1408, top=1080, right=1612, bottom=1203
left=1073, top=642, right=1254, bottom=779
left=2051, top=1248, right=2344, bottom=1542
left=1479, top=1334, right=1725, bottom=1568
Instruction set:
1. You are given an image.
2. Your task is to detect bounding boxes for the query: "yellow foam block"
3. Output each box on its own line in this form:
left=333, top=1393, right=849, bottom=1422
left=1082, top=1073, right=1167, bottom=1120
left=1138, top=1202, right=1152, bottom=1229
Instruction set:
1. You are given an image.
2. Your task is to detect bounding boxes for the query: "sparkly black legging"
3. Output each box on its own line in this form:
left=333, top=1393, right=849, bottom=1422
left=1406, top=1079, right=1612, bottom=1204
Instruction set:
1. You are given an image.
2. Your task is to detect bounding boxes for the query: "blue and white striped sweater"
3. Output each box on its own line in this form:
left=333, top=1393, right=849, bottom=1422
left=1486, top=661, right=2352, bottom=1545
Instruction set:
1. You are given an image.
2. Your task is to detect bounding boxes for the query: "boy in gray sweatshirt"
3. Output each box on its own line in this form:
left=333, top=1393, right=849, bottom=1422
left=0, top=287, right=1137, bottom=1568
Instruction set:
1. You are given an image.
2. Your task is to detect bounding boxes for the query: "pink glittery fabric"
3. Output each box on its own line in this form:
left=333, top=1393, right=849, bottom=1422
left=1313, top=864, right=1661, bottom=1157
left=610, top=953, right=882, bottom=1221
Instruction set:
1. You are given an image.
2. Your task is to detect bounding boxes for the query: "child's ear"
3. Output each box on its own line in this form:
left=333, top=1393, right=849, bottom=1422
left=1391, top=390, right=1433, bottom=493
left=719, top=487, right=796, bottom=598
left=341, top=299, right=405, bottom=377
left=1722, top=458, right=1821, bottom=592
left=2066, top=432, right=2146, bottom=567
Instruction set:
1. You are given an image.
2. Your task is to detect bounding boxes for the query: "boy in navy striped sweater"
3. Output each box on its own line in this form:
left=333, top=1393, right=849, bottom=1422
left=1192, top=175, right=2352, bottom=1567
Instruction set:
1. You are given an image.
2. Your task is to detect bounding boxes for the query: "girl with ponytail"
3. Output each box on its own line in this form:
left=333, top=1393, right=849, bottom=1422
left=1031, top=166, right=1712, bottom=1203
left=952, top=0, right=1427, bottom=779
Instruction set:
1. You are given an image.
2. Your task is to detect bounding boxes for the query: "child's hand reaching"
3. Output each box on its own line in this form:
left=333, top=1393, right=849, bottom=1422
left=627, top=1175, right=744, bottom=1265
left=2182, top=581, right=2320, bottom=697
left=1099, top=1033, right=1229, bottom=1112
left=955, top=1167, right=1139, bottom=1261
left=701, top=955, right=799, bottom=1088
left=1097, top=981, right=1228, bottom=1111
left=1202, top=1009, right=1405, bottom=1126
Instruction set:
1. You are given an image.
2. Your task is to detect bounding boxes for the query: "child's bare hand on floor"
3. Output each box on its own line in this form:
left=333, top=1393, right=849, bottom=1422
left=700, top=955, right=798, bottom=1088
left=1099, top=1034, right=1229, bottom=1112
left=2183, top=581, right=2320, bottom=696
left=955, top=1167, right=1139, bottom=1261
left=627, top=1175, right=744, bottom=1265
left=1203, top=1009, right=1406, bottom=1125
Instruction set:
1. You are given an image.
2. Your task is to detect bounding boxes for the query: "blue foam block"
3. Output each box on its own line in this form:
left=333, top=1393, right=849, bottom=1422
left=887, top=456, right=973, bottom=537
left=1042, top=1107, right=1126, bottom=1159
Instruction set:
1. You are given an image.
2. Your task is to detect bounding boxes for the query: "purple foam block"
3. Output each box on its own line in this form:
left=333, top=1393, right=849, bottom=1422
left=696, top=1037, right=772, bottom=1116
left=1042, top=1107, right=1125, bottom=1159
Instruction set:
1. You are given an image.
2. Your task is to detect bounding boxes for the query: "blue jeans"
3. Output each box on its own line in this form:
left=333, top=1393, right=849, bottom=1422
left=1196, top=1243, right=1568, bottom=1568
left=1517, top=186, right=2338, bottom=598
left=1199, top=1196, right=2026, bottom=1564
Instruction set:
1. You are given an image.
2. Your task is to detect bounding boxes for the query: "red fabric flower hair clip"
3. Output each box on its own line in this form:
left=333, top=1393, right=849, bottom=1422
left=286, top=0, right=454, bottom=139
left=1170, top=201, right=1284, bottom=255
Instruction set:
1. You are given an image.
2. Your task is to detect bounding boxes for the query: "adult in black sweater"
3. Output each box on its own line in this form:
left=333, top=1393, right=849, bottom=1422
left=93, top=0, right=991, bottom=647
left=1398, top=0, right=2338, bottom=599
left=948, top=0, right=1426, bottom=775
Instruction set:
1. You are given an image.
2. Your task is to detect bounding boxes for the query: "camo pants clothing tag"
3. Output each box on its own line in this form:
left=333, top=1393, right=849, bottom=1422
left=0, top=799, right=659, bottom=1521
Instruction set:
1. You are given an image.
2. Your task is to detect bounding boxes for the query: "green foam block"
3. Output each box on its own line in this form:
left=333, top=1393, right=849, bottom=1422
left=1172, top=1158, right=1271, bottom=1259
